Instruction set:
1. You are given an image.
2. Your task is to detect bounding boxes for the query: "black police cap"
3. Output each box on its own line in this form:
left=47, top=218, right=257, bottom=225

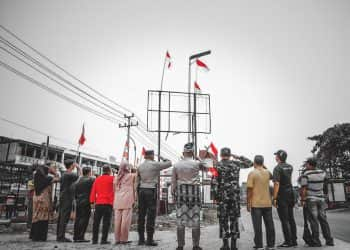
left=274, top=150, right=287, bottom=162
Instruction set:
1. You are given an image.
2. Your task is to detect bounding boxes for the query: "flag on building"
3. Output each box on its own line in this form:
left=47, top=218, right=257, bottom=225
left=166, top=51, right=172, bottom=68
left=78, top=124, right=86, bottom=146
left=196, top=59, right=209, bottom=71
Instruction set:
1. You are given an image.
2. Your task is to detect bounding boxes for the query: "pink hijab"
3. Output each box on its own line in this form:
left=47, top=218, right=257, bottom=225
left=116, top=162, right=131, bottom=188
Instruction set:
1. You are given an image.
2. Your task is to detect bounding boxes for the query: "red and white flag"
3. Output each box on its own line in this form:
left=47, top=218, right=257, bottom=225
left=166, top=51, right=172, bottom=69
left=209, top=142, right=218, bottom=157
left=78, top=124, right=86, bottom=146
left=196, top=59, right=209, bottom=71
left=141, top=147, right=146, bottom=157
left=194, top=81, right=201, bottom=93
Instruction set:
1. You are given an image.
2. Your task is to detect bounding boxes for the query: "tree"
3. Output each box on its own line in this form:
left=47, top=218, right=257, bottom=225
left=308, top=123, right=350, bottom=179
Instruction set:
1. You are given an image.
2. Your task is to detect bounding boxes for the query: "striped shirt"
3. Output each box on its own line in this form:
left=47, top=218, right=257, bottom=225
left=300, top=169, right=327, bottom=201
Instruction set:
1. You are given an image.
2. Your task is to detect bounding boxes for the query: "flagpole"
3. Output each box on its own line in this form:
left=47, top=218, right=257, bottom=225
left=160, top=53, right=167, bottom=91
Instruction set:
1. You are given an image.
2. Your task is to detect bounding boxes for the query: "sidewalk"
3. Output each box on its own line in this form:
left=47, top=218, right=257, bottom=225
left=0, top=210, right=349, bottom=250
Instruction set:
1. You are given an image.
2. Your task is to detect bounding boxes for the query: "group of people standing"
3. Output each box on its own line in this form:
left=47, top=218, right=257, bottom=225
left=28, top=143, right=335, bottom=250
left=29, top=159, right=137, bottom=244
left=245, top=150, right=334, bottom=250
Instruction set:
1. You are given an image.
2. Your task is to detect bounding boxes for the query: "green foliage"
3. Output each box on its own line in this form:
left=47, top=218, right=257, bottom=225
left=308, top=123, right=350, bottom=177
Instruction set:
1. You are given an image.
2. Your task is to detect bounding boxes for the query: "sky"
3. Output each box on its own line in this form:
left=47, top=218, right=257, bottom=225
left=0, top=0, right=349, bottom=184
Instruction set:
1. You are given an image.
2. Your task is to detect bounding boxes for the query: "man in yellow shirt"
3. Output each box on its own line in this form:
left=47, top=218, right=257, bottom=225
left=247, top=155, right=275, bottom=250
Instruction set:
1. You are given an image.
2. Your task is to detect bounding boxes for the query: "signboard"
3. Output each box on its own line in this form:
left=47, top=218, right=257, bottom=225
left=15, top=155, right=45, bottom=166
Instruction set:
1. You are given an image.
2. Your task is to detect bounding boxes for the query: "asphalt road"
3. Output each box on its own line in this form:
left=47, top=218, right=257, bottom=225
left=273, top=207, right=350, bottom=243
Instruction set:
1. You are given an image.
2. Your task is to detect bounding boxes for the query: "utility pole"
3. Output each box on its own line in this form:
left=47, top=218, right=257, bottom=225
left=119, top=114, right=138, bottom=162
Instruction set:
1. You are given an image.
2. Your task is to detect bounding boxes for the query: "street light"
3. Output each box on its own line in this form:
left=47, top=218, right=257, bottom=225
left=188, top=50, right=211, bottom=155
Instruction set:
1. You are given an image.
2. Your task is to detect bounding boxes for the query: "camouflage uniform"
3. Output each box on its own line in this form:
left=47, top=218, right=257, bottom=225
left=211, top=150, right=252, bottom=250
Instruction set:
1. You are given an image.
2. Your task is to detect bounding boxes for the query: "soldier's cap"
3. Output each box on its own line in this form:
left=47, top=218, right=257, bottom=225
left=274, top=149, right=287, bottom=162
left=220, top=147, right=231, bottom=156
left=145, top=150, right=154, bottom=156
left=305, top=157, right=317, bottom=167
left=183, top=142, right=194, bottom=153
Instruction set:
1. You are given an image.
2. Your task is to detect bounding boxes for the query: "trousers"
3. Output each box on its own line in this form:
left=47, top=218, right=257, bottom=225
left=218, top=201, right=240, bottom=240
left=57, top=199, right=73, bottom=240
left=277, top=199, right=297, bottom=244
left=177, top=225, right=200, bottom=247
left=306, top=200, right=333, bottom=244
left=251, top=207, right=275, bottom=248
left=73, top=201, right=91, bottom=241
left=92, top=204, right=112, bottom=243
left=137, top=188, right=157, bottom=236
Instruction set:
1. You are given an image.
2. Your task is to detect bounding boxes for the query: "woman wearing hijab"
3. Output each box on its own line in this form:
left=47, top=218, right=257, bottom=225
left=30, top=164, right=59, bottom=241
left=113, top=162, right=136, bottom=244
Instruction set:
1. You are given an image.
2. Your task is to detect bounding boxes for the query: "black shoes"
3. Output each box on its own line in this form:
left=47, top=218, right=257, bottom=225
left=146, top=240, right=158, bottom=246
left=326, top=240, right=335, bottom=246
left=74, top=239, right=90, bottom=243
left=100, top=241, right=111, bottom=245
left=57, top=238, right=72, bottom=242
left=176, top=247, right=184, bottom=250
left=146, top=233, right=158, bottom=246
left=193, top=247, right=203, bottom=250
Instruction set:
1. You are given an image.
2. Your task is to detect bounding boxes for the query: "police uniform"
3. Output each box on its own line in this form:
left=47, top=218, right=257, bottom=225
left=211, top=148, right=253, bottom=250
left=171, top=143, right=208, bottom=250
left=137, top=150, right=172, bottom=246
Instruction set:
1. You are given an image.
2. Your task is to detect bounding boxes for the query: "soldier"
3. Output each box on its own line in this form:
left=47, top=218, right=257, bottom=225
left=211, top=147, right=253, bottom=250
left=137, top=150, right=172, bottom=246
left=171, top=142, right=209, bottom=250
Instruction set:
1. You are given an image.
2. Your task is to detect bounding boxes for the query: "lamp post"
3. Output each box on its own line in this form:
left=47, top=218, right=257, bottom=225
left=188, top=50, right=211, bottom=156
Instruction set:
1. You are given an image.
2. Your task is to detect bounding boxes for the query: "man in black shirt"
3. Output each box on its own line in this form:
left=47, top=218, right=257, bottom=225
left=73, top=167, right=94, bottom=243
left=57, top=159, right=81, bottom=242
left=272, top=150, right=297, bottom=247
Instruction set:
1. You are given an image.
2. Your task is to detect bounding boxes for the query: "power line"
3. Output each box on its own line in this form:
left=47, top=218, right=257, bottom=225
left=0, top=36, right=125, bottom=119
left=0, top=45, right=125, bottom=120
left=0, top=25, right=179, bottom=156
left=0, top=60, right=122, bottom=124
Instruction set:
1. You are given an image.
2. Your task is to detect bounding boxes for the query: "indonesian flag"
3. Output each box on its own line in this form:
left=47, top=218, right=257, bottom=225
left=121, top=140, right=129, bottom=162
left=141, top=147, right=146, bottom=157
left=209, top=142, right=218, bottom=157
left=78, top=124, right=86, bottom=146
left=208, top=167, right=218, bottom=177
left=166, top=51, right=172, bottom=69
left=196, top=59, right=209, bottom=71
left=194, top=81, right=201, bottom=93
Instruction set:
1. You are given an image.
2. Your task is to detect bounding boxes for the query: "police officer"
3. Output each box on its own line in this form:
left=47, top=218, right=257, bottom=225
left=211, top=147, right=253, bottom=250
left=137, top=150, right=172, bottom=246
left=172, top=142, right=209, bottom=250
left=272, top=150, right=297, bottom=247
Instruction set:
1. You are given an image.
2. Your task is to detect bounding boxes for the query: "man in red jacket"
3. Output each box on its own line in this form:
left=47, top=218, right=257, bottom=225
left=90, top=165, right=114, bottom=244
